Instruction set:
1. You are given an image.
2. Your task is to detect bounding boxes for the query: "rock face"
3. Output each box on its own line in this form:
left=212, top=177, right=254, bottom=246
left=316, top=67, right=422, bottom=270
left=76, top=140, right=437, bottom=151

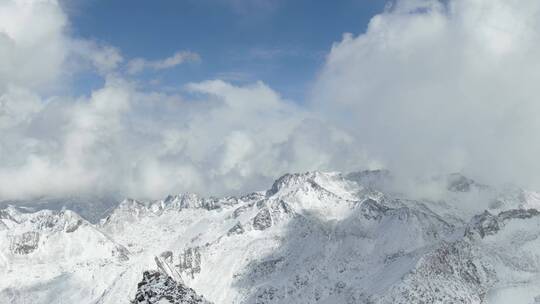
left=227, top=222, right=244, bottom=236
left=252, top=208, right=272, bottom=231
left=132, top=271, right=211, bottom=304
left=379, top=240, right=497, bottom=304
left=177, top=247, right=202, bottom=279
left=465, top=208, right=540, bottom=239
left=10, top=231, right=40, bottom=254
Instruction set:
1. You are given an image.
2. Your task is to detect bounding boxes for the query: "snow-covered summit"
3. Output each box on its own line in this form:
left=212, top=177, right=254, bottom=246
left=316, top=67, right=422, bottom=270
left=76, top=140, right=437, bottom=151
left=2, top=170, right=540, bottom=303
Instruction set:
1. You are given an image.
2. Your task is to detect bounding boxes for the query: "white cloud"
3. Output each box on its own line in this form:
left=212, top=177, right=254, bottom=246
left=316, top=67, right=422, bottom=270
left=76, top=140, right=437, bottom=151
left=0, top=86, right=42, bottom=129
left=0, top=78, right=133, bottom=199
left=0, top=0, right=124, bottom=91
left=4, top=0, right=540, bottom=202
left=0, top=0, right=67, bottom=92
left=127, top=51, right=200, bottom=75
left=311, top=0, right=540, bottom=188
left=70, top=40, right=124, bottom=75
left=0, top=76, right=365, bottom=199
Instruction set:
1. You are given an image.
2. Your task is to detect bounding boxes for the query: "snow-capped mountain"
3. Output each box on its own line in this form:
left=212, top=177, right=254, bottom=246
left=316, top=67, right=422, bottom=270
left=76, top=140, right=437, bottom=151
left=0, top=194, right=120, bottom=224
left=1, top=170, right=540, bottom=303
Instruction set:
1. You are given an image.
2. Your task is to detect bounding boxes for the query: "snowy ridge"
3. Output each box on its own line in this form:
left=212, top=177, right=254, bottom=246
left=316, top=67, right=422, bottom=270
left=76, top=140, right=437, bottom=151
left=2, top=171, right=540, bottom=303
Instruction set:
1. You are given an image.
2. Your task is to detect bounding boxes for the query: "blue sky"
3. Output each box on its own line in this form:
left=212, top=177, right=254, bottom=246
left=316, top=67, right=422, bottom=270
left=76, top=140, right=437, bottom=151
left=65, top=0, right=387, bottom=101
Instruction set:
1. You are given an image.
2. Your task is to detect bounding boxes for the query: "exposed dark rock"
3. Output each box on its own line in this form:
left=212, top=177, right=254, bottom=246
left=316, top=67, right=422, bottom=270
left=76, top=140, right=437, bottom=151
left=359, top=198, right=389, bottom=220
left=498, top=208, right=540, bottom=221
left=266, top=173, right=295, bottom=196
left=0, top=209, right=19, bottom=223
left=132, top=270, right=211, bottom=304
left=10, top=231, right=40, bottom=254
left=253, top=208, right=272, bottom=231
left=160, top=251, right=174, bottom=263
left=112, top=245, right=130, bottom=261
left=65, top=219, right=83, bottom=233
left=176, top=247, right=201, bottom=279
left=227, top=222, right=245, bottom=236
left=465, top=211, right=499, bottom=238
left=466, top=208, right=540, bottom=239
left=233, top=204, right=252, bottom=218
left=385, top=241, right=496, bottom=304
left=252, top=200, right=295, bottom=231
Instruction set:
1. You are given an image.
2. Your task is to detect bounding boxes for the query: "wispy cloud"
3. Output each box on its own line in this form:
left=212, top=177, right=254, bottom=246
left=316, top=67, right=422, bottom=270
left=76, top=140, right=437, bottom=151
left=127, top=51, right=200, bottom=75
left=248, top=47, right=297, bottom=60
left=221, top=0, right=281, bottom=15
left=213, top=71, right=254, bottom=83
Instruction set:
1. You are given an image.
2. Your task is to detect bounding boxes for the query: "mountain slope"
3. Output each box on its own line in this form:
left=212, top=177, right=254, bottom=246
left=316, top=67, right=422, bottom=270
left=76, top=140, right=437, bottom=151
left=2, top=171, right=540, bottom=303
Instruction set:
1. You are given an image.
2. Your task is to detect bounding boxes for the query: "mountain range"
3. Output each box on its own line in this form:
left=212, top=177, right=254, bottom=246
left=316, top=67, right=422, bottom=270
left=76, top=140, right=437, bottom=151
left=1, top=170, right=540, bottom=303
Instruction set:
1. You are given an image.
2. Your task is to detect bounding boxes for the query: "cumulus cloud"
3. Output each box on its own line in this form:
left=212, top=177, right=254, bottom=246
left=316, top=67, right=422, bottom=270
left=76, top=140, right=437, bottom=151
left=3, top=0, right=540, bottom=201
left=312, top=0, right=540, bottom=189
left=0, top=0, right=365, bottom=200
left=0, top=77, right=365, bottom=199
left=127, top=51, right=200, bottom=75
left=0, top=0, right=67, bottom=92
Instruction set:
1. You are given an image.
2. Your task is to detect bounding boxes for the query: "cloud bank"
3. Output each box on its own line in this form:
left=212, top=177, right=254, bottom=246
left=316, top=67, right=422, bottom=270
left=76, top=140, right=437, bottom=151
left=312, top=0, right=540, bottom=189
left=2, top=0, right=540, bottom=200
left=0, top=0, right=364, bottom=199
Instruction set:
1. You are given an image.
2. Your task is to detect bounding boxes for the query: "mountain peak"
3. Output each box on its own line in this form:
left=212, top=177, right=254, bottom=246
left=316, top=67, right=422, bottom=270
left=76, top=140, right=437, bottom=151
left=5, top=170, right=540, bottom=303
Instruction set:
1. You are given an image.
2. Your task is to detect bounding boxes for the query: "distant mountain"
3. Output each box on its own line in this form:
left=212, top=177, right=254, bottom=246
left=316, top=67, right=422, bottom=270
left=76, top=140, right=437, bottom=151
left=0, top=194, right=121, bottom=223
left=2, top=171, right=540, bottom=303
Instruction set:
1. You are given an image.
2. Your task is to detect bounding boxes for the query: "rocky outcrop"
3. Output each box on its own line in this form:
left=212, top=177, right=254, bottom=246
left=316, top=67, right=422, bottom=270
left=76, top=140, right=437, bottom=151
left=251, top=200, right=295, bottom=231
left=381, top=240, right=496, bottom=304
left=177, top=247, right=202, bottom=279
left=6, top=170, right=540, bottom=304
left=227, top=222, right=245, bottom=236
left=252, top=208, right=272, bottom=231
left=132, top=271, right=211, bottom=304
left=10, top=231, right=40, bottom=254
left=465, top=211, right=501, bottom=238
left=358, top=198, right=389, bottom=220
left=65, top=219, right=83, bottom=233
left=465, top=208, right=540, bottom=239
